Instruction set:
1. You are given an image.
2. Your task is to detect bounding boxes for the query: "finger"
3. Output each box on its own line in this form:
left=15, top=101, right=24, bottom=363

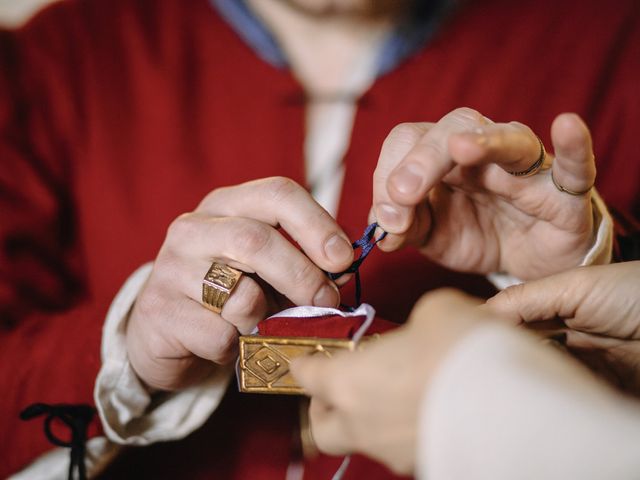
left=448, top=121, right=546, bottom=174
left=372, top=122, right=431, bottom=234
left=386, top=108, right=488, bottom=209
left=308, top=397, right=352, bottom=456
left=564, top=329, right=631, bottom=350
left=290, top=354, right=335, bottom=403
left=158, top=298, right=241, bottom=365
left=156, top=247, right=269, bottom=334
left=409, top=288, right=482, bottom=325
left=373, top=201, right=433, bottom=252
left=550, top=113, right=596, bottom=195
left=198, top=177, right=354, bottom=272
left=164, top=214, right=340, bottom=308
left=220, top=275, right=269, bottom=334
left=486, top=270, right=590, bottom=324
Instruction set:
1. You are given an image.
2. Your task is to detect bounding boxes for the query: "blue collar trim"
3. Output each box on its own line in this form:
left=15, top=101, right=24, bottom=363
left=211, top=0, right=288, bottom=68
left=211, top=0, right=452, bottom=77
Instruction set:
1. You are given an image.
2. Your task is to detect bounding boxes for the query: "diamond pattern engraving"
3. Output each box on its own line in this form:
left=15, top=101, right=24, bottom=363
left=244, top=345, right=290, bottom=386
left=256, top=354, right=281, bottom=375
left=239, top=336, right=365, bottom=394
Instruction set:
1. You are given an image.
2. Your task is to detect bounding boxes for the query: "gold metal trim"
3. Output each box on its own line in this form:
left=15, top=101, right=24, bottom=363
left=238, top=335, right=366, bottom=395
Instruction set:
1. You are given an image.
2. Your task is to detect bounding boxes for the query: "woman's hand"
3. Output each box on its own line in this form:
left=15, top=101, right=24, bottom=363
left=291, top=290, right=488, bottom=475
left=372, top=108, right=598, bottom=280
left=488, top=262, right=640, bottom=394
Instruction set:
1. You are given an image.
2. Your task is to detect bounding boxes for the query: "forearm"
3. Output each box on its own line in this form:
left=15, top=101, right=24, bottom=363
left=418, top=324, right=640, bottom=480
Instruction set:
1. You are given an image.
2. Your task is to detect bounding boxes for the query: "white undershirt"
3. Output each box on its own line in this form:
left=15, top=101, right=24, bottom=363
left=304, top=28, right=385, bottom=216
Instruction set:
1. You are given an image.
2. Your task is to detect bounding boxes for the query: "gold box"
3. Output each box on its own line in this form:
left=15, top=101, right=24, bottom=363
left=238, top=335, right=362, bottom=395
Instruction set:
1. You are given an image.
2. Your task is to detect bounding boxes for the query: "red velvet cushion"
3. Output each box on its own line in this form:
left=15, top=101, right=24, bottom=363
left=258, top=313, right=399, bottom=339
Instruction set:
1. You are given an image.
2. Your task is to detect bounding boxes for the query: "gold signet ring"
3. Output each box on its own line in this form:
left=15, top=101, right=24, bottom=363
left=202, top=262, right=243, bottom=313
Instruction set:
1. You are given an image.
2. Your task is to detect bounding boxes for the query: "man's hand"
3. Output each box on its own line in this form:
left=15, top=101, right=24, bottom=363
left=126, top=177, right=354, bottom=391
left=371, top=108, right=597, bottom=280
left=488, top=262, right=640, bottom=394
left=291, top=290, right=488, bottom=475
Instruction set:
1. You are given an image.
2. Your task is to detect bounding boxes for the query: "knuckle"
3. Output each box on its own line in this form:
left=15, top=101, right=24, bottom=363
left=166, top=212, right=200, bottom=244
left=265, top=176, right=302, bottom=203
left=234, top=221, right=272, bottom=254
left=508, top=120, right=529, bottom=132
left=311, top=208, right=336, bottom=232
left=290, top=259, right=323, bottom=294
left=419, top=140, right=444, bottom=159
left=450, top=107, right=482, bottom=122
left=491, top=127, right=509, bottom=150
left=134, top=286, right=169, bottom=322
left=501, top=283, right=524, bottom=304
left=402, top=141, right=443, bottom=166
left=198, top=186, right=229, bottom=210
left=387, top=123, right=425, bottom=145
left=508, top=122, right=538, bottom=148
left=488, top=285, right=524, bottom=318
left=154, top=249, right=183, bottom=283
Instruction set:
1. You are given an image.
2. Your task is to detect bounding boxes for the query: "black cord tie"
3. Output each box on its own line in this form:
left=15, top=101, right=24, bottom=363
left=20, top=403, right=95, bottom=480
left=327, top=222, right=387, bottom=310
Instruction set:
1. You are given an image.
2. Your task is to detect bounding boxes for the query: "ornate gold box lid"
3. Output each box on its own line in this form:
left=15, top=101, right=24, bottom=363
left=237, top=335, right=361, bottom=395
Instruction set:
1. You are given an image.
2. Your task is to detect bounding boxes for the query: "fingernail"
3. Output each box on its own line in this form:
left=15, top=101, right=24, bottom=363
left=313, top=283, right=339, bottom=307
left=472, top=128, right=488, bottom=145
left=457, top=128, right=487, bottom=146
left=389, top=163, right=424, bottom=195
left=376, top=203, right=403, bottom=230
left=324, top=234, right=353, bottom=265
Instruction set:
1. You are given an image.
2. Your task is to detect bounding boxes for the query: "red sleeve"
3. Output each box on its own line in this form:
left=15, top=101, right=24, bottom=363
left=590, top=3, right=640, bottom=220
left=0, top=5, right=104, bottom=477
left=591, top=6, right=640, bottom=262
left=610, top=209, right=640, bottom=262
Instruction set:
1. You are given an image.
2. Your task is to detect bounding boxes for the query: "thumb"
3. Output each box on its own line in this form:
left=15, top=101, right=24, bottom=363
left=486, top=271, right=585, bottom=324
left=290, top=355, right=333, bottom=401
left=550, top=113, right=596, bottom=196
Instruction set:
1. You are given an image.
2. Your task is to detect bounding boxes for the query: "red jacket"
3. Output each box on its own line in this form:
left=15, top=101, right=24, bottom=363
left=1, top=0, right=639, bottom=477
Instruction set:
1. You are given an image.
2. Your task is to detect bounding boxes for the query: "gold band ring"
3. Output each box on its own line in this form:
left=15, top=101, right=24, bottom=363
left=202, top=262, right=243, bottom=313
left=551, top=170, right=593, bottom=196
left=508, top=136, right=546, bottom=177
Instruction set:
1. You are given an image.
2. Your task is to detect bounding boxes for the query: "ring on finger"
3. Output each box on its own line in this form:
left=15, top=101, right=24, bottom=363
left=202, top=262, right=243, bottom=313
left=551, top=170, right=593, bottom=196
left=507, top=135, right=546, bottom=177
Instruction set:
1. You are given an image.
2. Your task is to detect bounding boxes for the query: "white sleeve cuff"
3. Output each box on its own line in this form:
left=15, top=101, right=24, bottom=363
left=488, top=188, right=613, bottom=290
left=416, top=324, right=640, bottom=480
left=94, top=263, right=234, bottom=445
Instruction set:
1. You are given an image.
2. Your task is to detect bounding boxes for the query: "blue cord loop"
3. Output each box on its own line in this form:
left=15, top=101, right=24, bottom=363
left=327, top=222, right=387, bottom=309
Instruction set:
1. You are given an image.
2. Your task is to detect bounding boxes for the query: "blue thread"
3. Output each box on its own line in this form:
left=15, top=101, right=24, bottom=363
left=327, top=223, right=387, bottom=309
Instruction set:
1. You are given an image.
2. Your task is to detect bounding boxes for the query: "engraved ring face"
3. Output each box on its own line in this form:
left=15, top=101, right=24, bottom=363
left=202, top=263, right=243, bottom=313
